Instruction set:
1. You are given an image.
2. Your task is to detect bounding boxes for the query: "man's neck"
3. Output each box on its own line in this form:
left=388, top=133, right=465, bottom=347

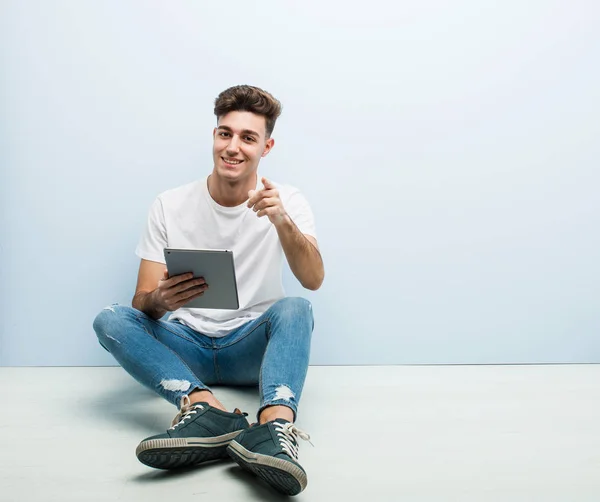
left=207, top=172, right=257, bottom=207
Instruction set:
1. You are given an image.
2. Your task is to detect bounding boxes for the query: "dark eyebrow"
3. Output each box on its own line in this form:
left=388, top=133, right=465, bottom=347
left=217, top=125, right=260, bottom=138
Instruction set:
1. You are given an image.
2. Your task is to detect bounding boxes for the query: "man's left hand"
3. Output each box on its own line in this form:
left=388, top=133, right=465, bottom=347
left=247, top=177, right=288, bottom=226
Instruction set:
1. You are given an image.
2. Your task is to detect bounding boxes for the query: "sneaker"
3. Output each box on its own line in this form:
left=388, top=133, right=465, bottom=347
left=136, top=395, right=250, bottom=469
left=227, top=419, right=312, bottom=496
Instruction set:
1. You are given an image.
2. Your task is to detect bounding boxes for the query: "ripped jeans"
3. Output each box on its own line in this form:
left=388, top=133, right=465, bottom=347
left=92, top=297, right=313, bottom=420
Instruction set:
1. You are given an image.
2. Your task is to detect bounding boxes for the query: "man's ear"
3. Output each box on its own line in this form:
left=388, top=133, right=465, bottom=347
left=213, top=127, right=218, bottom=138
left=262, top=137, right=275, bottom=158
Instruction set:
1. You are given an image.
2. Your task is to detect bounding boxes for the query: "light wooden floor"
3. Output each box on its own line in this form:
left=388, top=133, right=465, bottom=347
left=0, top=365, right=599, bottom=501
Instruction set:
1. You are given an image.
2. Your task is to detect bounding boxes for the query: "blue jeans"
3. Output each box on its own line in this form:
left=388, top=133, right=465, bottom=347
left=92, top=297, right=313, bottom=420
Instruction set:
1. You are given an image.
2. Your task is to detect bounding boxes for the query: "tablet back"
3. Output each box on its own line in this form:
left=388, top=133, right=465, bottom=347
left=163, top=248, right=239, bottom=310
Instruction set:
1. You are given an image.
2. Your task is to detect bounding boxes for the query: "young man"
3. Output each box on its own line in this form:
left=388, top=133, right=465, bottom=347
left=93, top=85, right=324, bottom=496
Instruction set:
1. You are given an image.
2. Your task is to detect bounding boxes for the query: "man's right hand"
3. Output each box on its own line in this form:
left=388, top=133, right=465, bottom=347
left=151, top=270, right=209, bottom=313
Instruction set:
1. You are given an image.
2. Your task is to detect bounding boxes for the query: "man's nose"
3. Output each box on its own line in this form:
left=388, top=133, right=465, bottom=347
left=227, top=136, right=241, bottom=154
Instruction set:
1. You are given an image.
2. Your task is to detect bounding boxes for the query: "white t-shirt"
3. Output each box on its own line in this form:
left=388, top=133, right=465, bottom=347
left=135, top=175, right=317, bottom=337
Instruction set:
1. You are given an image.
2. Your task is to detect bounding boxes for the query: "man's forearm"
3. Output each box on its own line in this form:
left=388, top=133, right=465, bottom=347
left=275, top=215, right=324, bottom=290
left=132, top=290, right=167, bottom=320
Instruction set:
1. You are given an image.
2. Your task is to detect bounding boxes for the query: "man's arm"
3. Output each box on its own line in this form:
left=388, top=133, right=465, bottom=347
left=274, top=217, right=324, bottom=290
left=132, top=259, right=208, bottom=319
left=248, top=177, right=325, bottom=290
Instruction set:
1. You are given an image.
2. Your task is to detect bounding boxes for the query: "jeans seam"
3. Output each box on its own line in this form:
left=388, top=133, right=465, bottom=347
left=213, top=345, right=221, bottom=383
left=258, top=317, right=272, bottom=411
left=219, top=318, right=270, bottom=349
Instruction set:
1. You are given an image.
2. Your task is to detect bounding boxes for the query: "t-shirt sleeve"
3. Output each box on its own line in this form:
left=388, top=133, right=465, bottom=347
left=135, top=197, right=168, bottom=264
left=286, top=189, right=318, bottom=240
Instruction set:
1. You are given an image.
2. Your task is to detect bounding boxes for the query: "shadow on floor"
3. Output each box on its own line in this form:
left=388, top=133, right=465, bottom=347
left=226, top=464, right=294, bottom=500
left=128, top=461, right=291, bottom=500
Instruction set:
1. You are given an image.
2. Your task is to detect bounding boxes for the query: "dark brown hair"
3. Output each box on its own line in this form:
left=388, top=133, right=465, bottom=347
left=214, top=85, right=282, bottom=137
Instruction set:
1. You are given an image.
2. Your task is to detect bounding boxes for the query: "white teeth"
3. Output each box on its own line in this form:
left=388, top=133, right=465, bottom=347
left=224, top=158, right=242, bottom=164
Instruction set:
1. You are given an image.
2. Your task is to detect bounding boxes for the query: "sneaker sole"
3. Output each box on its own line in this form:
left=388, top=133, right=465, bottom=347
left=136, top=431, right=243, bottom=470
left=227, top=440, right=307, bottom=496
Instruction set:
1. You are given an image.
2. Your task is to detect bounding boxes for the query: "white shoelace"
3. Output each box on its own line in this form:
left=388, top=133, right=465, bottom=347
left=274, top=422, right=313, bottom=461
left=169, top=395, right=205, bottom=430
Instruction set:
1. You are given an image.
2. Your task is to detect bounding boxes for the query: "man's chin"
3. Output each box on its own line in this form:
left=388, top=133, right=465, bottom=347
left=214, top=167, right=246, bottom=183
left=216, top=164, right=256, bottom=180
left=218, top=167, right=240, bottom=178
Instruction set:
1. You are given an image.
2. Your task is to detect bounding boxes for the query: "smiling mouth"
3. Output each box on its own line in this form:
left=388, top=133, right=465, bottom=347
left=222, top=157, right=243, bottom=166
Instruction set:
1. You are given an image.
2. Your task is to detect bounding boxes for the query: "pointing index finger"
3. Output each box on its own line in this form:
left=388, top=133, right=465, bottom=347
left=261, top=177, right=275, bottom=190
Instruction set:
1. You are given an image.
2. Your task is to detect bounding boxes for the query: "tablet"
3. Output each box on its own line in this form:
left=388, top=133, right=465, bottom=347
left=163, top=248, right=239, bottom=310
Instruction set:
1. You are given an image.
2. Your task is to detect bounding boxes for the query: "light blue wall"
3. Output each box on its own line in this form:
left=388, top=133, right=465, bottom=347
left=1, top=1, right=599, bottom=366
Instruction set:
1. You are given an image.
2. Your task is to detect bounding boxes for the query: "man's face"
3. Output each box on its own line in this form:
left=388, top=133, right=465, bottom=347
left=212, top=111, right=274, bottom=183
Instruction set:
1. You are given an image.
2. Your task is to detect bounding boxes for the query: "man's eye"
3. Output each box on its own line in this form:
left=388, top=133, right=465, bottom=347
left=219, top=132, right=230, bottom=137
left=244, top=136, right=255, bottom=142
